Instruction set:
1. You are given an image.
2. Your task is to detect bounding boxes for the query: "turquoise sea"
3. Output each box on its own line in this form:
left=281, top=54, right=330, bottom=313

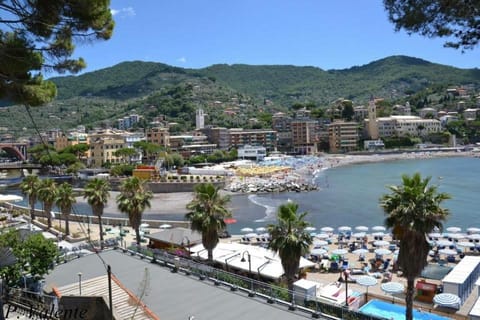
left=227, top=156, right=480, bottom=234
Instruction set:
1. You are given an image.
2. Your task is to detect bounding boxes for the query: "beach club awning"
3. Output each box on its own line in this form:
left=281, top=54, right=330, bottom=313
left=433, top=293, right=461, bottom=308
left=190, top=242, right=314, bottom=280
left=381, top=282, right=404, bottom=294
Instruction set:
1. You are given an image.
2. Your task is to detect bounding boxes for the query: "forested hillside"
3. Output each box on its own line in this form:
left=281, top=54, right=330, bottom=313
left=0, top=55, right=479, bottom=137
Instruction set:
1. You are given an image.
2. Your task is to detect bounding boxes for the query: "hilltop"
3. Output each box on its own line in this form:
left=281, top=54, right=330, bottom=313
left=1, top=55, right=479, bottom=136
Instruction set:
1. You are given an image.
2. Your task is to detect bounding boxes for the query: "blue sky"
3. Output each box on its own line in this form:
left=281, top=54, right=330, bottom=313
left=67, top=0, right=480, bottom=75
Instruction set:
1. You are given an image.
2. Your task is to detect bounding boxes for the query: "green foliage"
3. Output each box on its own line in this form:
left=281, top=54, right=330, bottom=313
left=110, top=164, right=135, bottom=176
left=2, top=57, right=480, bottom=137
left=0, top=0, right=114, bottom=105
left=384, top=0, right=480, bottom=50
left=0, top=230, right=57, bottom=287
left=383, top=136, right=417, bottom=148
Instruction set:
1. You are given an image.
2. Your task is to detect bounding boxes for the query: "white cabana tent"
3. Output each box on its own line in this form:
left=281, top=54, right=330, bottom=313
left=190, top=242, right=315, bottom=280
left=442, top=256, right=480, bottom=305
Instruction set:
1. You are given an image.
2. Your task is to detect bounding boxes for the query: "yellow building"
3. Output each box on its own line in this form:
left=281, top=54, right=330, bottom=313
left=88, top=130, right=127, bottom=167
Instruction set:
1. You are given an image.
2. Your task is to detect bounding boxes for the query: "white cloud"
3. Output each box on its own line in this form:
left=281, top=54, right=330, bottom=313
left=177, top=57, right=187, bottom=63
left=111, top=7, right=136, bottom=17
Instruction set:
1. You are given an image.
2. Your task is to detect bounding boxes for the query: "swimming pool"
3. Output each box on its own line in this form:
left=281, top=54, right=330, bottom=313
left=359, top=300, right=451, bottom=320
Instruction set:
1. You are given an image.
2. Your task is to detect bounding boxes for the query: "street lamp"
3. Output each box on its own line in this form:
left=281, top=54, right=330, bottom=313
left=241, top=251, right=254, bottom=297
left=77, top=272, right=82, bottom=296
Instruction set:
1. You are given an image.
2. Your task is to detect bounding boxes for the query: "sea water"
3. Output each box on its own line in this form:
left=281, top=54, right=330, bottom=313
left=228, top=156, right=480, bottom=234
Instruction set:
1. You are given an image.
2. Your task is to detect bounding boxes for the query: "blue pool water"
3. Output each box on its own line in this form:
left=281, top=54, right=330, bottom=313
left=360, top=300, right=451, bottom=320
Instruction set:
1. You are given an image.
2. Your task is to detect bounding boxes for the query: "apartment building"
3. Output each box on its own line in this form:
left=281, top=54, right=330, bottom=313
left=145, top=127, right=170, bottom=148
left=88, top=130, right=127, bottom=167
left=228, top=128, right=277, bottom=151
left=328, top=121, right=359, bottom=153
left=291, top=119, right=318, bottom=155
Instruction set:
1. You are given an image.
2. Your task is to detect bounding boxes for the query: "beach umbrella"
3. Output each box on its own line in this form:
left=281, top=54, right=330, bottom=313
left=457, top=241, right=475, bottom=248
left=0, top=194, right=23, bottom=202
left=140, top=223, right=150, bottom=228
left=315, top=233, right=330, bottom=239
left=433, top=293, right=461, bottom=308
left=356, top=275, right=378, bottom=300
left=353, top=248, right=369, bottom=255
left=244, top=233, right=258, bottom=238
left=381, top=282, right=404, bottom=303
left=310, top=248, right=328, bottom=257
left=320, top=227, right=334, bottom=233
left=372, top=226, right=386, bottom=232
left=159, top=224, right=171, bottom=229
left=448, top=233, right=466, bottom=240
left=371, top=232, right=385, bottom=237
left=331, top=248, right=348, bottom=256
left=352, top=232, right=366, bottom=238
left=305, top=226, right=316, bottom=232
left=338, top=226, right=351, bottom=232
left=438, top=248, right=457, bottom=256
left=373, top=240, right=389, bottom=247
left=374, top=248, right=392, bottom=256
left=468, top=234, right=480, bottom=240
left=435, top=240, right=453, bottom=247
left=428, top=232, right=443, bottom=239
left=355, top=226, right=369, bottom=232
left=446, top=226, right=462, bottom=233
left=467, top=227, right=480, bottom=234
left=313, top=239, right=328, bottom=247
left=224, top=218, right=237, bottom=225
left=255, top=227, right=267, bottom=233
left=241, top=227, right=254, bottom=233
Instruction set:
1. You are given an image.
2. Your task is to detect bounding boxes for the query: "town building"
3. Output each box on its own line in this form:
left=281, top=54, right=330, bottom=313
left=88, top=130, right=127, bottom=167
left=237, top=145, right=267, bottom=161
left=291, top=119, right=318, bottom=155
left=145, top=127, right=170, bottom=148
left=117, top=113, right=141, bottom=130
left=228, top=128, right=277, bottom=151
left=367, top=96, right=379, bottom=140
left=328, top=121, right=359, bottom=153
left=200, top=127, right=230, bottom=150
left=195, top=108, right=206, bottom=130
left=366, top=116, right=441, bottom=137
left=271, top=112, right=292, bottom=153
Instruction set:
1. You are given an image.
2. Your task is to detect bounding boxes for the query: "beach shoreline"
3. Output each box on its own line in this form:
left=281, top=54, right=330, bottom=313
left=74, top=150, right=477, bottom=219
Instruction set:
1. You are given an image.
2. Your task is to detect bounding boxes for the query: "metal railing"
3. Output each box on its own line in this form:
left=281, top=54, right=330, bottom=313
left=3, top=288, right=59, bottom=320
left=122, top=246, right=387, bottom=320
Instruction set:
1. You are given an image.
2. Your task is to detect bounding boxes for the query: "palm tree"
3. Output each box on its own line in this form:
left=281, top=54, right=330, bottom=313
left=55, top=182, right=76, bottom=236
left=186, top=183, right=231, bottom=263
left=380, top=173, right=450, bottom=320
left=84, top=178, right=111, bottom=247
left=116, top=177, right=153, bottom=246
left=37, top=178, right=58, bottom=229
left=267, top=202, right=313, bottom=293
left=20, top=175, right=41, bottom=221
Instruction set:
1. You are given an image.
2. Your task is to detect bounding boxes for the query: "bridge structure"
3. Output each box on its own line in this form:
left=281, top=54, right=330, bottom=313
left=0, top=142, right=28, bottom=161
